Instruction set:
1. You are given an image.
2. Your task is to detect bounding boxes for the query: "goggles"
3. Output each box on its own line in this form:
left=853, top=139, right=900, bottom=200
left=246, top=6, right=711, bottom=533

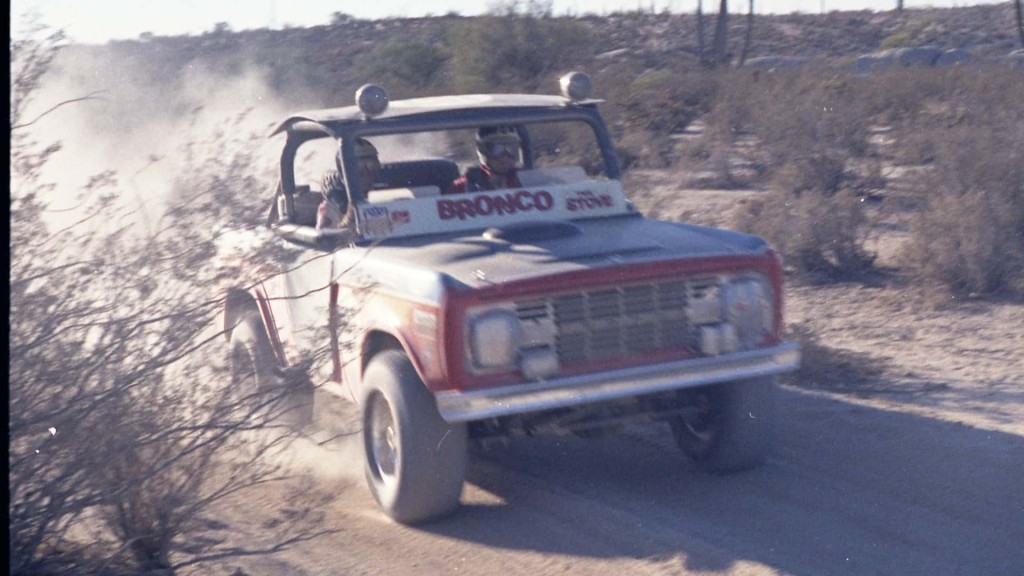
left=480, top=141, right=519, bottom=158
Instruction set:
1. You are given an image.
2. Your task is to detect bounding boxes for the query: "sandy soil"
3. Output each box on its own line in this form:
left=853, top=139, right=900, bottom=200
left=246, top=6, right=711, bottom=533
left=206, top=174, right=1024, bottom=576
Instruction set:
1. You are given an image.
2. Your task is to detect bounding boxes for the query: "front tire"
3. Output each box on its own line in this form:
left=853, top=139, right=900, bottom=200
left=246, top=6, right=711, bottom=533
left=670, top=377, right=777, bottom=473
left=361, top=350, right=467, bottom=524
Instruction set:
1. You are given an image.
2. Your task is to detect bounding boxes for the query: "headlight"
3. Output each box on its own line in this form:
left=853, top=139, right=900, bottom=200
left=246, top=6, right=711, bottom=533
left=467, top=308, right=521, bottom=369
left=722, top=277, right=773, bottom=350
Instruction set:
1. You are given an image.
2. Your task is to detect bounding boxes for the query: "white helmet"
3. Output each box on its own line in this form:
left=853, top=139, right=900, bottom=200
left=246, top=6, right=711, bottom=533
left=475, top=126, right=521, bottom=164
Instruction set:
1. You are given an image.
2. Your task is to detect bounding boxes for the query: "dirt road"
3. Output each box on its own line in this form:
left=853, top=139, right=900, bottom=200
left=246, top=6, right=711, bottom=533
left=218, top=379, right=1023, bottom=576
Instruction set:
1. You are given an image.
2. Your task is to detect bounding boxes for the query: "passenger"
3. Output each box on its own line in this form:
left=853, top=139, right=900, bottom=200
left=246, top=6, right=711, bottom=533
left=445, top=126, right=522, bottom=194
left=317, top=137, right=381, bottom=229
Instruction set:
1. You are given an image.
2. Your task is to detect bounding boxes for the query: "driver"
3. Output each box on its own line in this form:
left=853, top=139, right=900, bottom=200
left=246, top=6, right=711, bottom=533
left=317, top=137, right=381, bottom=229
left=445, top=126, right=522, bottom=194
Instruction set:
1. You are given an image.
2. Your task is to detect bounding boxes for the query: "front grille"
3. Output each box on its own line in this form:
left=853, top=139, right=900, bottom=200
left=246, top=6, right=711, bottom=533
left=515, top=277, right=719, bottom=366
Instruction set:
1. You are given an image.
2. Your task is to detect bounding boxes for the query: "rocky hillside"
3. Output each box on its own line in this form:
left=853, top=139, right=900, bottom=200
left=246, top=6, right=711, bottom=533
left=588, top=2, right=1021, bottom=59
left=101, top=2, right=1021, bottom=59
left=62, top=2, right=1021, bottom=106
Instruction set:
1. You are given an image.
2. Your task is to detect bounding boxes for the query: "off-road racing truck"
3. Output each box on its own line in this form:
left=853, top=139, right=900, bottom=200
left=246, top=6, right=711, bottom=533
left=223, top=72, right=801, bottom=525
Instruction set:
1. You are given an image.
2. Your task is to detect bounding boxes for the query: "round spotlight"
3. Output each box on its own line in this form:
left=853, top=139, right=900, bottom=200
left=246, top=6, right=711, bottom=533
left=355, top=84, right=389, bottom=117
left=559, top=71, right=593, bottom=102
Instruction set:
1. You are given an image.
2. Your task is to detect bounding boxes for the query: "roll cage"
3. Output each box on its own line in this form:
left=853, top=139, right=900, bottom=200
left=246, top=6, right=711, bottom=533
left=269, top=100, right=622, bottom=249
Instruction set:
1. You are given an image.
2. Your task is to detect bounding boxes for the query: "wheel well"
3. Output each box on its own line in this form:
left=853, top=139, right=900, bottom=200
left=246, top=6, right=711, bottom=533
left=223, top=288, right=258, bottom=340
left=362, top=331, right=404, bottom=375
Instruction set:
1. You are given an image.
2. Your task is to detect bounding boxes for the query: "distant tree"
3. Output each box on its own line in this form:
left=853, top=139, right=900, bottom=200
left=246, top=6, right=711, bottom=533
left=711, top=0, right=729, bottom=67
left=1016, top=0, right=1023, bottom=47
left=491, top=0, right=554, bottom=18
left=696, top=0, right=707, bottom=65
left=738, top=0, right=754, bottom=67
left=330, top=11, right=356, bottom=26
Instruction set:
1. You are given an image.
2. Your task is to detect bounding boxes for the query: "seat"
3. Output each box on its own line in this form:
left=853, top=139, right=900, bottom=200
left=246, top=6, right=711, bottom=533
left=376, top=158, right=460, bottom=190
left=290, top=186, right=322, bottom=227
left=517, top=166, right=588, bottom=187
left=368, top=185, right=441, bottom=203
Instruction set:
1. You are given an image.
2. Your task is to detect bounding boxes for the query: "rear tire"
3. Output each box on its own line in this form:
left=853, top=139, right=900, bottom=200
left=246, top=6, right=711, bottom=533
left=228, top=311, right=313, bottom=429
left=361, top=350, right=467, bottom=524
left=670, top=377, right=776, bottom=473
left=229, top=312, right=276, bottom=394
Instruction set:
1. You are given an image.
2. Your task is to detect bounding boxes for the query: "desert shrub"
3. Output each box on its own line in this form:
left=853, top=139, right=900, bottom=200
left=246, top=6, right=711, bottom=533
left=611, top=66, right=712, bottom=168
left=733, top=187, right=875, bottom=279
left=749, top=71, right=870, bottom=194
left=447, top=7, right=595, bottom=93
left=878, top=15, right=940, bottom=49
left=859, top=68, right=952, bottom=126
left=10, top=31, right=320, bottom=575
left=857, top=68, right=974, bottom=165
left=688, top=68, right=872, bottom=193
left=620, top=68, right=708, bottom=136
left=692, top=68, right=800, bottom=187
left=351, top=38, right=450, bottom=94
left=904, top=187, right=1023, bottom=296
left=900, top=81, right=1024, bottom=296
left=726, top=69, right=875, bottom=277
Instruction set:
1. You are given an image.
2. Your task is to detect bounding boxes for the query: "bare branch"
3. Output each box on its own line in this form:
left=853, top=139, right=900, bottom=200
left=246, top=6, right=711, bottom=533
left=10, top=91, right=107, bottom=131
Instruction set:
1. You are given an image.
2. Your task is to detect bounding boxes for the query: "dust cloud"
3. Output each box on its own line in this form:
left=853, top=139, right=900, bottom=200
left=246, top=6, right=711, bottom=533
left=19, top=43, right=295, bottom=234
left=282, top=430, right=366, bottom=483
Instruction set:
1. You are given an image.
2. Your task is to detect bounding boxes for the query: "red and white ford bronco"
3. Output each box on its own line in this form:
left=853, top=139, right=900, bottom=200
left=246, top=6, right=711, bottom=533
left=223, top=73, right=800, bottom=524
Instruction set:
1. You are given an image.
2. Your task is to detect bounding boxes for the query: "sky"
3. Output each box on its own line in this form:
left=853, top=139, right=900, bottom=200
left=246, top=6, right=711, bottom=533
left=11, top=0, right=1008, bottom=44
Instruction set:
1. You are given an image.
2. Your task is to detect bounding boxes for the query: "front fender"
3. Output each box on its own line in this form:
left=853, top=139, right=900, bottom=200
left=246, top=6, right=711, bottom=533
left=346, top=301, right=445, bottom=398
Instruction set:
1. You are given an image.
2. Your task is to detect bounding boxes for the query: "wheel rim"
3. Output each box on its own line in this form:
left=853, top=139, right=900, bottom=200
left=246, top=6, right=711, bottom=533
left=368, top=393, right=399, bottom=481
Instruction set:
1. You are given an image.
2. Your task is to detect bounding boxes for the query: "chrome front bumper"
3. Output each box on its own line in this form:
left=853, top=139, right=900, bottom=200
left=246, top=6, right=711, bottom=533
left=435, top=342, right=801, bottom=423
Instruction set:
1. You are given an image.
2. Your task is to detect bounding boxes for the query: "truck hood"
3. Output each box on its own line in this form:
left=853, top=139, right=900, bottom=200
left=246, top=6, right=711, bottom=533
left=358, top=214, right=769, bottom=289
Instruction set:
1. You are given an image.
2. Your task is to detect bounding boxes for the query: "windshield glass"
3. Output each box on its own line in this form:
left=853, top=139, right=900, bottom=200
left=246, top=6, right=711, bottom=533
left=292, top=119, right=610, bottom=198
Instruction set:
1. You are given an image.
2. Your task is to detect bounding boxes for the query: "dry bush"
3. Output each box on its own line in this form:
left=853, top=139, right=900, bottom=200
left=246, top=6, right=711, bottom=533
left=10, top=31, right=326, bottom=575
left=860, top=68, right=974, bottom=165
left=351, top=38, right=450, bottom=95
left=898, top=67, right=1024, bottom=296
left=724, top=69, right=874, bottom=278
left=751, top=71, right=871, bottom=194
left=447, top=7, right=595, bottom=93
left=734, top=187, right=875, bottom=280
left=621, top=68, right=707, bottom=133
left=901, top=112, right=1024, bottom=296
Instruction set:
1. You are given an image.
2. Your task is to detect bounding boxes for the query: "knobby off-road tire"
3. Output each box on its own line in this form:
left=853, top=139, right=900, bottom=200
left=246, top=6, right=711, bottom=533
left=361, top=350, right=468, bottom=524
left=229, top=312, right=313, bottom=430
left=670, top=376, right=777, bottom=473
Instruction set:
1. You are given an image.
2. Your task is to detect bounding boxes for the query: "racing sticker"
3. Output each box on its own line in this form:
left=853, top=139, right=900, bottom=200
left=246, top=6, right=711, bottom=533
left=437, top=189, right=555, bottom=220
left=361, top=206, right=392, bottom=238
left=390, top=210, right=411, bottom=228
left=566, top=189, right=614, bottom=211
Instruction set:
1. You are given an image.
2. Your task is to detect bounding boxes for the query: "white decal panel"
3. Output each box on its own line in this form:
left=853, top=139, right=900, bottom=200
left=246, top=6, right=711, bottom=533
left=358, top=180, right=629, bottom=240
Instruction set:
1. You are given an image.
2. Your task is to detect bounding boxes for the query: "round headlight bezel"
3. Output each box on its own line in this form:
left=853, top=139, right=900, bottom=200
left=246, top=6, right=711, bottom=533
left=722, top=276, right=774, bottom=349
left=467, top=307, right=521, bottom=370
